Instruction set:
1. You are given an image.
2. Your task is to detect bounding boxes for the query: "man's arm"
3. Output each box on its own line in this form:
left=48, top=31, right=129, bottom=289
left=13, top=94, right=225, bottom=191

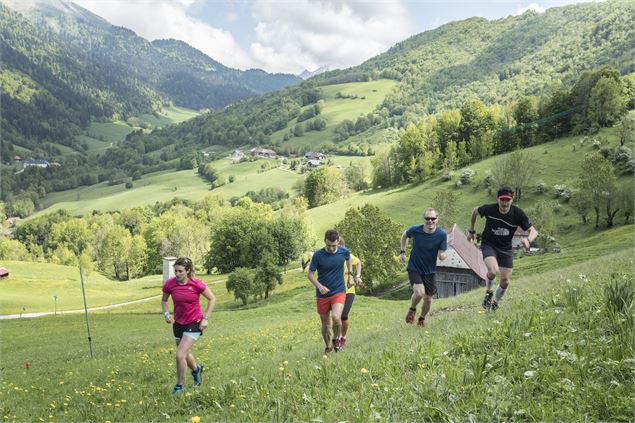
left=522, top=226, right=538, bottom=249
left=467, top=207, right=480, bottom=242
left=398, top=230, right=408, bottom=262
left=308, top=270, right=329, bottom=295
left=437, top=250, right=447, bottom=261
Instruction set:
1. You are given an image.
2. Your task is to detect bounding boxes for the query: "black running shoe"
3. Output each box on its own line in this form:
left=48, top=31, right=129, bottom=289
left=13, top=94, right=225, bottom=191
left=491, top=301, right=499, bottom=312
left=482, top=291, right=493, bottom=310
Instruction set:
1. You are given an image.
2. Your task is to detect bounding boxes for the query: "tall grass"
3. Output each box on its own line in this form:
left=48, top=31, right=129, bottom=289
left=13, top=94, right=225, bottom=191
left=1, top=249, right=632, bottom=422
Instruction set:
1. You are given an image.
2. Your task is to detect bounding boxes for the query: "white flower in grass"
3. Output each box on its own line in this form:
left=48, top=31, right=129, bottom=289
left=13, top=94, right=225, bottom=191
left=523, top=370, right=535, bottom=378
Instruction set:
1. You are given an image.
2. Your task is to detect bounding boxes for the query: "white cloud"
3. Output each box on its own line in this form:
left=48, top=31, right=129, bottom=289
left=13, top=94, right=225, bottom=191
left=74, top=0, right=253, bottom=69
left=249, top=0, right=416, bottom=74
left=515, top=3, right=546, bottom=15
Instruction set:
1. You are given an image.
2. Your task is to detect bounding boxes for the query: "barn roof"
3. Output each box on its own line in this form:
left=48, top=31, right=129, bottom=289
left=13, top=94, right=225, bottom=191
left=440, top=224, right=488, bottom=281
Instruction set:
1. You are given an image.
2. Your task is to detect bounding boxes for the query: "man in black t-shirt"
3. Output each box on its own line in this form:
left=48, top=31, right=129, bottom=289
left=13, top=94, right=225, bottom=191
left=468, top=186, right=538, bottom=311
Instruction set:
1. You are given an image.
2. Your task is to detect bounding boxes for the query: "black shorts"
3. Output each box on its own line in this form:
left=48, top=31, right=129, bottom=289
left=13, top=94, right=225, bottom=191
left=408, top=271, right=437, bottom=296
left=173, top=320, right=203, bottom=339
left=481, top=243, right=514, bottom=268
left=341, top=293, right=355, bottom=321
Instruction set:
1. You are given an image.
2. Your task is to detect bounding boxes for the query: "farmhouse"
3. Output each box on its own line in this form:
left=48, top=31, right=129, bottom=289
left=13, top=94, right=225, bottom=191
left=304, top=151, right=324, bottom=160
left=250, top=148, right=277, bottom=158
left=229, top=149, right=244, bottom=161
left=434, top=224, right=488, bottom=298
left=23, top=158, right=50, bottom=168
left=0, top=267, right=9, bottom=278
left=306, top=159, right=321, bottom=168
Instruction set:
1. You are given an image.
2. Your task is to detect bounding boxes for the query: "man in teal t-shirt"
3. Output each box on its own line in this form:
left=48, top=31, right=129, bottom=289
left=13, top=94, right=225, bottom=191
left=399, top=208, right=447, bottom=327
left=308, top=229, right=353, bottom=353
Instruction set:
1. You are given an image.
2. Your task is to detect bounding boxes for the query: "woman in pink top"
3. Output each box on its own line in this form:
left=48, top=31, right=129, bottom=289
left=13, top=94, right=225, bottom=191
left=161, top=257, right=216, bottom=395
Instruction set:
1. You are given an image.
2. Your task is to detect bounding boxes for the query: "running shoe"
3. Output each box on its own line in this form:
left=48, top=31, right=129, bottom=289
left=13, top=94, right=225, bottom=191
left=334, top=336, right=344, bottom=352
left=491, top=301, right=499, bottom=312
left=192, top=364, right=203, bottom=386
left=405, top=307, right=416, bottom=324
left=482, top=291, right=493, bottom=310
left=324, top=346, right=333, bottom=354
left=172, top=384, right=184, bottom=395
left=417, top=316, right=426, bottom=327
left=340, top=336, right=347, bottom=348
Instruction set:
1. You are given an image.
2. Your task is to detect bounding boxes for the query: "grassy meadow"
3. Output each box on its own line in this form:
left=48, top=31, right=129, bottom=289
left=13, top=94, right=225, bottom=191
left=74, top=106, right=200, bottom=155
left=271, top=79, right=398, bottom=149
left=307, top=125, right=633, bottom=237
left=0, top=231, right=632, bottom=422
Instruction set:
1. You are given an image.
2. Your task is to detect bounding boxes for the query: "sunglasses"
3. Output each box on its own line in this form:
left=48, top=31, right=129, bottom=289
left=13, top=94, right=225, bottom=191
left=424, top=217, right=437, bottom=221
left=498, top=198, right=512, bottom=202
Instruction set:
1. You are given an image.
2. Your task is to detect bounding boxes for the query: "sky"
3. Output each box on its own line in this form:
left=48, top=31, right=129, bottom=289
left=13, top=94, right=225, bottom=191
left=72, top=0, right=594, bottom=75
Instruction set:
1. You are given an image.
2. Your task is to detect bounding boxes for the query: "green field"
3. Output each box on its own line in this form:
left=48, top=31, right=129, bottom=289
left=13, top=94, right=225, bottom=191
left=37, top=169, right=211, bottom=216
left=73, top=106, right=201, bottom=154
left=1, top=236, right=632, bottom=422
left=32, top=154, right=369, bottom=218
left=272, top=79, right=398, bottom=149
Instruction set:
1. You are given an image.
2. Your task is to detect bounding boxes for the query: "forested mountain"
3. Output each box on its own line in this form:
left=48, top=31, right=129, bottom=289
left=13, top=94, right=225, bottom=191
left=2, top=0, right=633, bottom=205
left=0, top=0, right=300, bottom=152
left=123, top=0, right=634, bottom=153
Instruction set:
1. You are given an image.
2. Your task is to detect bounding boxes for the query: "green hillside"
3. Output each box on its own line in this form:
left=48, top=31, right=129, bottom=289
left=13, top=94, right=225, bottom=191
left=0, top=238, right=631, bottom=421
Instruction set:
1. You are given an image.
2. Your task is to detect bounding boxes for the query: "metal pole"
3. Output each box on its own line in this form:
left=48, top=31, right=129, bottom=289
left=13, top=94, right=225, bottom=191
left=54, top=294, right=58, bottom=316
left=79, top=266, right=94, bottom=358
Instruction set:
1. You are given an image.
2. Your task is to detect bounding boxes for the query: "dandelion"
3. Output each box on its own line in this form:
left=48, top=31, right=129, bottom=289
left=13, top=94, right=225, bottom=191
left=360, top=368, right=368, bottom=375
left=191, top=417, right=201, bottom=423
left=278, top=367, right=285, bottom=372
left=283, top=360, right=288, bottom=366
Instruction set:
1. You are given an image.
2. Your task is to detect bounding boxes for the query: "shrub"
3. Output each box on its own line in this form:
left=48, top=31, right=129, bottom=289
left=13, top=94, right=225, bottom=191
left=553, top=184, right=573, bottom=201
left=441, top=171, right=453, bottom=181
left=459, top=168, right=475, bottom=184
left=535, top=182, right=546, bottom=193
left=125, top=182, right=133, bottom=189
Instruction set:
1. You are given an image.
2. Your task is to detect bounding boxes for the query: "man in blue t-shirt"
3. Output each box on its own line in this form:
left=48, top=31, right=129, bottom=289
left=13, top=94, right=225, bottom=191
left=308, top=229, right=353, bottom=353
left=399, top=208, right=447, bottom=327
left=468, top=186, right=538, bottom=311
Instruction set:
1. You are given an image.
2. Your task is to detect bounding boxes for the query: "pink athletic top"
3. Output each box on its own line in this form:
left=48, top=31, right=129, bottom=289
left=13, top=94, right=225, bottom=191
left=162, top=277, right=208, bottom=325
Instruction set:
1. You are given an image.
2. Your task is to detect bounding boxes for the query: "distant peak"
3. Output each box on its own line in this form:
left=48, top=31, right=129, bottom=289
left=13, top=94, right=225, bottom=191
left=298, top=65, right=330, bottom=80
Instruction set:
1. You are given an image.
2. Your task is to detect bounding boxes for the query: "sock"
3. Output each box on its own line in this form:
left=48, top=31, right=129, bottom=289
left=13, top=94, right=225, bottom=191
left=495, top=286, right=506, bottom=302
left=485, top=279, right=494, bottom=291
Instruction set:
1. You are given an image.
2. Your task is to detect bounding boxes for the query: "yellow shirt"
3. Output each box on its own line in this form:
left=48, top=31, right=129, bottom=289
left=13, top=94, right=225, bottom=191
left=344, top=254, right=361, bottom=294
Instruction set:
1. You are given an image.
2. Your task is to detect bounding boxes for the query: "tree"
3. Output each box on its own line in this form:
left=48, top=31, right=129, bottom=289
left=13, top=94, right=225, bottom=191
left=304, top=166, right=346, bottom=208
left=619, top=180, right=634, bottom=224
left=513, top=96, right=539, bottom=147
left=432, top=189, right=461, bottom=227
left=207, top=200, right=274, bottom=273
left=577, top=152, right=617, bottom=228
left=435, top=109, right=461, bottom=155
left=345, top=161, right=370, bottom=191
left=226, top=267, right=254, bottom=306
left=0, top=236, right=29, bottom=260
left=570, top=190, right=592, bottom=225
left=525, top=200, right=558, bottom=238
left=490, top=150, right=541, bottom=202
left=253, top=255, right=283, bottom=299
left=98, top=225, right=133, bottom=280
left=49, top=218, right=93, bottom=256
left=144, top=210, right=210, bottom=272
left=371, top=145, right=397, bottom=188
left=615, top=116, right=635, bottom=147
left=587, top=76, right=626, bottom=128
left=335, top=204, right=402, bottom=293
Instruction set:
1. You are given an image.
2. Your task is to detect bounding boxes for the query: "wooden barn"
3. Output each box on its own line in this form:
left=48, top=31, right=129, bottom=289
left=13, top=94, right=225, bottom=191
left=434, top=224, right=487, bottom=298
